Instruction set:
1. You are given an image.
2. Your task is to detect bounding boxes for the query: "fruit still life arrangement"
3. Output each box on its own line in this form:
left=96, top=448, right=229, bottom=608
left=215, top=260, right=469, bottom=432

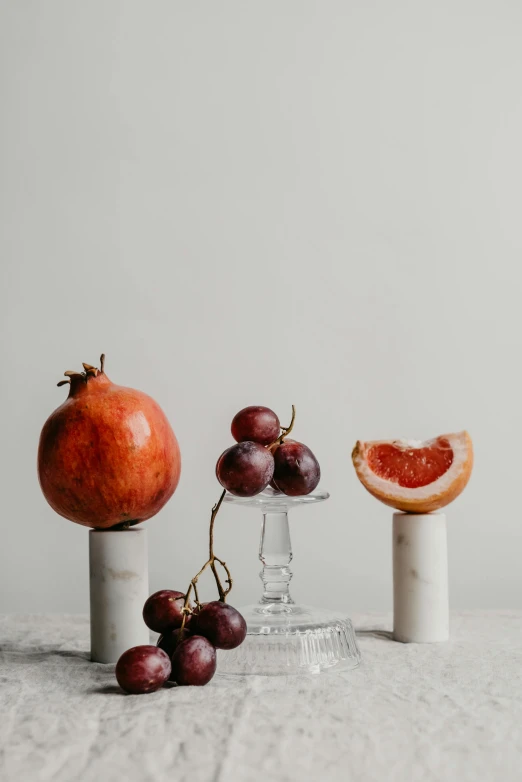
left=116, top=404, right=322, bottom=693
left=352, top=430, right=473, bottom=513
left=38, top=355, right=181, bottom=529
left=37, top=371, right=324, bottom=688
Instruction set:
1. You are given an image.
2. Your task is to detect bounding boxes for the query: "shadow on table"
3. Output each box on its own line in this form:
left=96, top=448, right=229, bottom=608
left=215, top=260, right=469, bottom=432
left=88, top=685, right=124, bottom=695
left=88, top=681, right=177, bottom=695
left=0, top=644, right=90, bottom=663
left=355, top=629, right=394, bottom=642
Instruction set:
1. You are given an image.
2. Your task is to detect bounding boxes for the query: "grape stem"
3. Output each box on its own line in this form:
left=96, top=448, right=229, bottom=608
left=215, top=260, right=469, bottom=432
left=268, top=404, right=296, bottom=450
left=178, top=404, right=295, bottom=631
left=179, top=488, right=232, bottom=631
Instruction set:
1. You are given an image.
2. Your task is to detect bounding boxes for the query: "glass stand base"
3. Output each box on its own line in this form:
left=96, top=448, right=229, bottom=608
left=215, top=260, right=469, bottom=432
left=221, top=488, right=361, bottom=676
left=218, top=603, right=361, bottom=676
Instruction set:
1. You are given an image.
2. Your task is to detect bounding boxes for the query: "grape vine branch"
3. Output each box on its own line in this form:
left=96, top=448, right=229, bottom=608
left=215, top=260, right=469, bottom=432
left=269, top=404, right=296, bottom=449
left=179, top=405, right=296, bottom=631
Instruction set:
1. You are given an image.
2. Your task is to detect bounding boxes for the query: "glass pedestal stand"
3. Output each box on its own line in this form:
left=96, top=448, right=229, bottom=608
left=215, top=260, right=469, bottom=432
left=219, top=489, right=361, bottom=675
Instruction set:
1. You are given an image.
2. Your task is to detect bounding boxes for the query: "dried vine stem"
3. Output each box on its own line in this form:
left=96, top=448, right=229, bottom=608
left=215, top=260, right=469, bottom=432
left=179, top=489, right=232, bottom=632
left=268, top=404, right=296, bottom=450
left=174, top=405, right=296, bottom=632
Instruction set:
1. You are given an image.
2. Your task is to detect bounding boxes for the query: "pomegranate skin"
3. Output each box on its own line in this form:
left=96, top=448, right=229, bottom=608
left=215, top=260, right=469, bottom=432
left=38, top=369, right=181, bottom=529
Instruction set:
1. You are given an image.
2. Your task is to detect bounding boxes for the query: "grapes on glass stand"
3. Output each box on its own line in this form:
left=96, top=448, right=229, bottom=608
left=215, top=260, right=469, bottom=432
left=217, top=405, right=321, bottom=498
left=116, top=403, right=321, bottom=693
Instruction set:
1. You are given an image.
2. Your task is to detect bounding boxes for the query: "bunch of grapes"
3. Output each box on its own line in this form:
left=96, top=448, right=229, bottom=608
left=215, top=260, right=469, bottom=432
left=115, top=404, right=319, bottom=694
left=116, top=490, right=246, bottom=694
left=216, top=405, right=321, bottom=497
left=116, top=591, right=246, bottom=694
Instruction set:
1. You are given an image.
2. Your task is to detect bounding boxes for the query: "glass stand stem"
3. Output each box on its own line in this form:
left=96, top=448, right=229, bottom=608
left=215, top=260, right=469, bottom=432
left=259, top=510, right=294, bottom=605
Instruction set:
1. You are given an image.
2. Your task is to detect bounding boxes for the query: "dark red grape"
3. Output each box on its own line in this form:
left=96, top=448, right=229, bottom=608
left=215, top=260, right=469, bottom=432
left=115, top=645, right=171, bottom=694
left=171, top=635, right=217, bottom=686
left=272, top=440, right=320, bottom=496
left=143, top=590, right=188, bottom=633
left=231, top=406, right=280, bottom=446
left=157, top=626, right=192, bottom=661
left=190, top=601, right=247, bottom=650
left=216, top=441, right=274, bottom=497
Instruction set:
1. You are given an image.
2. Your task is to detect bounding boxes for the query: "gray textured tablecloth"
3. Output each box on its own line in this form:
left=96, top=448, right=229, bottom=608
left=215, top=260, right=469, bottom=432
left=1, top=612, right=521, bottom=782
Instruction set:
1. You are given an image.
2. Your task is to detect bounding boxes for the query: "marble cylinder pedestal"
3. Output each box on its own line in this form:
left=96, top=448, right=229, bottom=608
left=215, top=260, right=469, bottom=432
left=393, top=512, right=449, bottom=643
left=89, top=528, right=150, bottom=663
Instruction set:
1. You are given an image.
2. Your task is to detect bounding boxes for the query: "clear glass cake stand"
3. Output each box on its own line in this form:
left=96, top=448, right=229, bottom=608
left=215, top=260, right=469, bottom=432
left=218, top=488, right=361, bottom=676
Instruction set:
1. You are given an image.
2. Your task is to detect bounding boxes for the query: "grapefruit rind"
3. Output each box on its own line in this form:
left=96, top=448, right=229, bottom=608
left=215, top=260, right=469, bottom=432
left=351, top=431, right=473, bottom=513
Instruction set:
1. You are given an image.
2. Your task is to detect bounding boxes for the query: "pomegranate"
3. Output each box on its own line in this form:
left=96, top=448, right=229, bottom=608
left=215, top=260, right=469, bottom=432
left=38, top=355, right=181, bottom=529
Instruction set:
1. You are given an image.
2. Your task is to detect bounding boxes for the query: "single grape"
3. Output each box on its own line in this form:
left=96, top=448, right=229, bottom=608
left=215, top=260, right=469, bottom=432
left=115, top=645, right=171, bottom=694
left=190, top=601, right=247, bottom=650
left=231, top=406, right=280, bottom=446
left=216, top=441, right=274, bottom=497
left=143, top=590, right=189, bottom=633
left=272, top=440, right=321, bottom=496
left=171, top=635, right=217, bottom=686
left=157, top=626, right=192, bottom=662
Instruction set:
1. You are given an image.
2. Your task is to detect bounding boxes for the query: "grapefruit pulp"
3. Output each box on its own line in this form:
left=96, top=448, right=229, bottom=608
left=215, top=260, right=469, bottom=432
left=352, top=431, right=473, bottom=513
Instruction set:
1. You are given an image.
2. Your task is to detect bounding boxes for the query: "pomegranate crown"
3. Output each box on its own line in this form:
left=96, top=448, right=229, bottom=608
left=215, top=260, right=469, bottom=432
left=57, top=353, right=106, bottom=387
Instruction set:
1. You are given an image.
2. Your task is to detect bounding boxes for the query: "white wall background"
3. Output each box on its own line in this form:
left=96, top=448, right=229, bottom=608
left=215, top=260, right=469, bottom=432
left=1, top=0, right=521, bottom=613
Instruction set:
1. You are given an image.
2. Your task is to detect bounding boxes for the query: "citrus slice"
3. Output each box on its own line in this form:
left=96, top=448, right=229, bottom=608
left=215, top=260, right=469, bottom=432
left=352, top=431, right=473, bottom=513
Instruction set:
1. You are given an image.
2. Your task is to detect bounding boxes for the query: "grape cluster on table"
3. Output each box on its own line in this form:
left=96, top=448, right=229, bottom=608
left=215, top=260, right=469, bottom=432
left=116, top=592, right=246, bottom=694
left=216, top=405, right=321, bottom=498
left=115, top=404, right=320, bottom=694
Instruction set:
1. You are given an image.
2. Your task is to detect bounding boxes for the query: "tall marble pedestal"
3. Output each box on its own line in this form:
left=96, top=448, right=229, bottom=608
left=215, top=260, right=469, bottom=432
left=393, top=512, right=449, bottom=643
left=89, top=528, right=149, bottom=663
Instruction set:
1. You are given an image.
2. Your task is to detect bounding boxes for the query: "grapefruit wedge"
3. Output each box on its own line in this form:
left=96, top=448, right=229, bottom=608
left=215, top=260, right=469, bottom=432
left=352, top=431, right=473, bottom=513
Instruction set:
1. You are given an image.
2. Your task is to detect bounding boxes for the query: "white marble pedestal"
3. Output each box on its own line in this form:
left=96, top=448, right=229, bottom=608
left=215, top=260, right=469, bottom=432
left=89, top=528, right=149, bottom=663
left=392, top=512, right=449, bottom=643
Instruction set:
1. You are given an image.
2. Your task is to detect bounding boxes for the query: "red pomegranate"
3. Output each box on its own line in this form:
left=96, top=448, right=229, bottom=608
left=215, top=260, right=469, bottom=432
left=38, top=355, right=181, bottom=529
